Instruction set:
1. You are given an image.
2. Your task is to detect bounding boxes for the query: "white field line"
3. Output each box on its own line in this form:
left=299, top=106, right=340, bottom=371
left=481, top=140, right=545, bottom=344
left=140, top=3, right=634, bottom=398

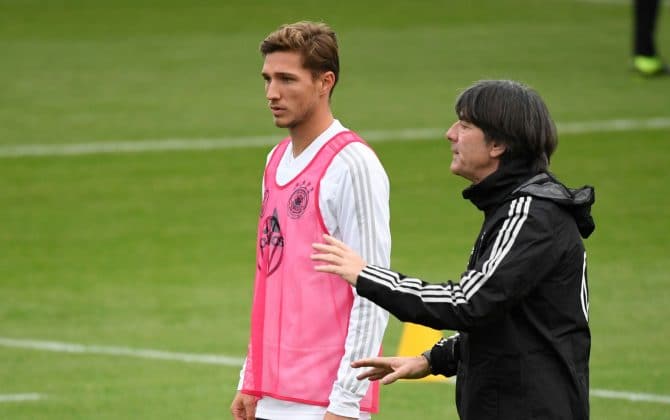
left=0, top=337, right=244, bottom=366
left=591, top=389, right=670, bottom=404
left=1, top=117, right=669, bottom=158
left=2, top=337, right=670, bottom=405
left=0, top=393, right=44, bottom=403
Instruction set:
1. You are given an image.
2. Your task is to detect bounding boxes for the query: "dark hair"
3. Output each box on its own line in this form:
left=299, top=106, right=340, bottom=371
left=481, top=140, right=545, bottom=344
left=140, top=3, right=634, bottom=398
left=260, top=21, right=340, bottom=97
left=455, top=80, right=557, bottom=172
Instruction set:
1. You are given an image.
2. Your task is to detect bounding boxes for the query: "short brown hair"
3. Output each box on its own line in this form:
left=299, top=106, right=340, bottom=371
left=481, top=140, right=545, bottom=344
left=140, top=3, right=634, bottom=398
left=260, top=21, right=340, bottom=97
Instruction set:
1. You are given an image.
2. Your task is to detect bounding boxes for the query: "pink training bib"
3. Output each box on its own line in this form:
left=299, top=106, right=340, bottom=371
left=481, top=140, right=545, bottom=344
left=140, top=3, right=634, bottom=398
left=242, top=131, right=379, bottom=412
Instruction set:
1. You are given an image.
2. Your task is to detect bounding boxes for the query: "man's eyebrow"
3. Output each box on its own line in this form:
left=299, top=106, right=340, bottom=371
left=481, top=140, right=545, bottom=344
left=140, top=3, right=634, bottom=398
left=279, top=71, right=299, bottom=78
left=262, top=71, right=298, bottom=78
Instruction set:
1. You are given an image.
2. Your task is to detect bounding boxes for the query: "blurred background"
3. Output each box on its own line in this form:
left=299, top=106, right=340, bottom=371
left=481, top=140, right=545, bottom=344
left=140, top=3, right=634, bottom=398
left=1, top=0, right=669, bottom=418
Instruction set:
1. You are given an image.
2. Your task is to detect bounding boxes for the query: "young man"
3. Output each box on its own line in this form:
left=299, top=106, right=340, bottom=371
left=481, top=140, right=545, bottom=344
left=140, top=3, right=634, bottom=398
left=230, top=22, right=391, bottom=420
left=313, top=80, right=595, bottom=419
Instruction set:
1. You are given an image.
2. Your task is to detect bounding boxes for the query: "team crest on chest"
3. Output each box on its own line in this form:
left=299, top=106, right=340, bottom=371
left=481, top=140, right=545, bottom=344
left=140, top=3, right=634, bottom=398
left=288, top=181, right=313, bottom=219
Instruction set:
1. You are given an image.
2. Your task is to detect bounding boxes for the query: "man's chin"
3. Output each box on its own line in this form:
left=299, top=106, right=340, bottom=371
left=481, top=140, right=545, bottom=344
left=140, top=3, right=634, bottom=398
left=273, top=119, right=290, bottom=128
left=273, top=118, right=297, bottom=129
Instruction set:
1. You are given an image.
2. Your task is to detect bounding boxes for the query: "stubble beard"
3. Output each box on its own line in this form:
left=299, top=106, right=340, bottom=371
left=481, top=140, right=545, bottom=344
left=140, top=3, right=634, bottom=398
left=274, top=107, right=311, bottom=130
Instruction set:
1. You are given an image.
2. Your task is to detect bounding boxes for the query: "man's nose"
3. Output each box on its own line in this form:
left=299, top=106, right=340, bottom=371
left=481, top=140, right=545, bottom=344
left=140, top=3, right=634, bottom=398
left=266, top=80, right=279, bottom=100
left=445, top=122, right=458, bottom=142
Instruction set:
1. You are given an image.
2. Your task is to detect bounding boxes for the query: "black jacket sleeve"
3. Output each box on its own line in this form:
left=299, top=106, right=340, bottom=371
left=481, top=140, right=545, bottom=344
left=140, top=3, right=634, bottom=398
left=427, top=334, right=460, bottom=377
left=355, top=197, right=560, bottom=331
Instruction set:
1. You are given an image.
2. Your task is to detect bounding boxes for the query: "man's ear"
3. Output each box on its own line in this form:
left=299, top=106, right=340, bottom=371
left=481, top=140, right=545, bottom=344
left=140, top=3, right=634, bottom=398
left=319, top=71, right=335, bottom=96
left=490, top=141, right=507, bottom=158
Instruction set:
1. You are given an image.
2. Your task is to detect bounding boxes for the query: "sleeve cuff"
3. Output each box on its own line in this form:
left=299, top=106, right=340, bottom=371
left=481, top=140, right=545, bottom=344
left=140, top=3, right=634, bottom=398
left=327, top=399, right=361, bottom=419
left=328, top=384, right=364, bottom=418
left=430, top=337, right=459, bottom=377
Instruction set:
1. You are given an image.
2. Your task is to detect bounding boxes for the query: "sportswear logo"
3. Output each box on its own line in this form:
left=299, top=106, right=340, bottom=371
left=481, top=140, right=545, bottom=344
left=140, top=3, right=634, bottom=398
left=288, top=181, right=313, bottom=219
left=580, top=252, right=589, bottom=322
left=258, top=208, right=284, bottom=276
left=260, top=189, right=269, bottom=218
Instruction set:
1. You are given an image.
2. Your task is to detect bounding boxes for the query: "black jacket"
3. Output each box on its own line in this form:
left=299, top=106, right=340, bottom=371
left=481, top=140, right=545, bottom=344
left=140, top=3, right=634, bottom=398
left=356, top=162, right=595, bottom=419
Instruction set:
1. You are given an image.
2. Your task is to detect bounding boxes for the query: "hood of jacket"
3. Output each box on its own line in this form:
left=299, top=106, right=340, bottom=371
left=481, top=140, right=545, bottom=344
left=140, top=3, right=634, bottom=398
left=509, top=173, right=596, bottom=238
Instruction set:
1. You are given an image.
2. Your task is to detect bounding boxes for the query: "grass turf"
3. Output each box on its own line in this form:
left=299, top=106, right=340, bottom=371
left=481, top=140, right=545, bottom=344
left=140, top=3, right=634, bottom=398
left=1, top=0, right=669, bottom=418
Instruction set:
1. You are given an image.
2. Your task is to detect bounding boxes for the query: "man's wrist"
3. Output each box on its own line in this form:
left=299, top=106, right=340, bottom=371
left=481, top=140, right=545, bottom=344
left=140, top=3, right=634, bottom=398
left=421, top=349, right=433, bottom=374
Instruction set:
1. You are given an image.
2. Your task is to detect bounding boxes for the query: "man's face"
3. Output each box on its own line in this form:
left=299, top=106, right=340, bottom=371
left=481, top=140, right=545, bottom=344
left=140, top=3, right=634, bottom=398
left=445, top=120, right=503, bottom=183
left=261, top=51, right=322, bottom=129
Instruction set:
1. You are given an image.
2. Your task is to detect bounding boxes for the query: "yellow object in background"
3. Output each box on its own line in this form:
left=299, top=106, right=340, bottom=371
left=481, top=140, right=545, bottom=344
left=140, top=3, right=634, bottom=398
left=396, top=323, right=449, bottom=382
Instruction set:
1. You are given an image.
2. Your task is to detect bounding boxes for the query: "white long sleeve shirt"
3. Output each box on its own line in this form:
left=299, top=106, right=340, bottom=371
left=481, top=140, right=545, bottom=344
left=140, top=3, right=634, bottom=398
left=238, top=120, right=391, bottom=419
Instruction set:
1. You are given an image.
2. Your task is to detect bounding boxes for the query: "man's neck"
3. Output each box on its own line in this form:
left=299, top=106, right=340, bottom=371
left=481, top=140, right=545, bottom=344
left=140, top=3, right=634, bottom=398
left=289, top=111, right=334, bottom=157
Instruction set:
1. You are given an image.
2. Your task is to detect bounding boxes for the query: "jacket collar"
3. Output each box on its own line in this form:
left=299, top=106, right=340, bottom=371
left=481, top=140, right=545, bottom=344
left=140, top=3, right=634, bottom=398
left=462, top=161, right=537, bottom=214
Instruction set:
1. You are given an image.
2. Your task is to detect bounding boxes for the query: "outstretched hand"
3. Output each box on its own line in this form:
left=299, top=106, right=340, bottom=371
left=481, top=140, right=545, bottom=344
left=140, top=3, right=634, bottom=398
left=311, top=234, right=367, bottom=286
left=352, top=356, right=431, bottom=385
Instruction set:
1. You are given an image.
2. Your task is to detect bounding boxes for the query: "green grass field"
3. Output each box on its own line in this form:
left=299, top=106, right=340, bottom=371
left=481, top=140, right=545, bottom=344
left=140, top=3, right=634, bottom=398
left=1, top=0, right=670, bottom=418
